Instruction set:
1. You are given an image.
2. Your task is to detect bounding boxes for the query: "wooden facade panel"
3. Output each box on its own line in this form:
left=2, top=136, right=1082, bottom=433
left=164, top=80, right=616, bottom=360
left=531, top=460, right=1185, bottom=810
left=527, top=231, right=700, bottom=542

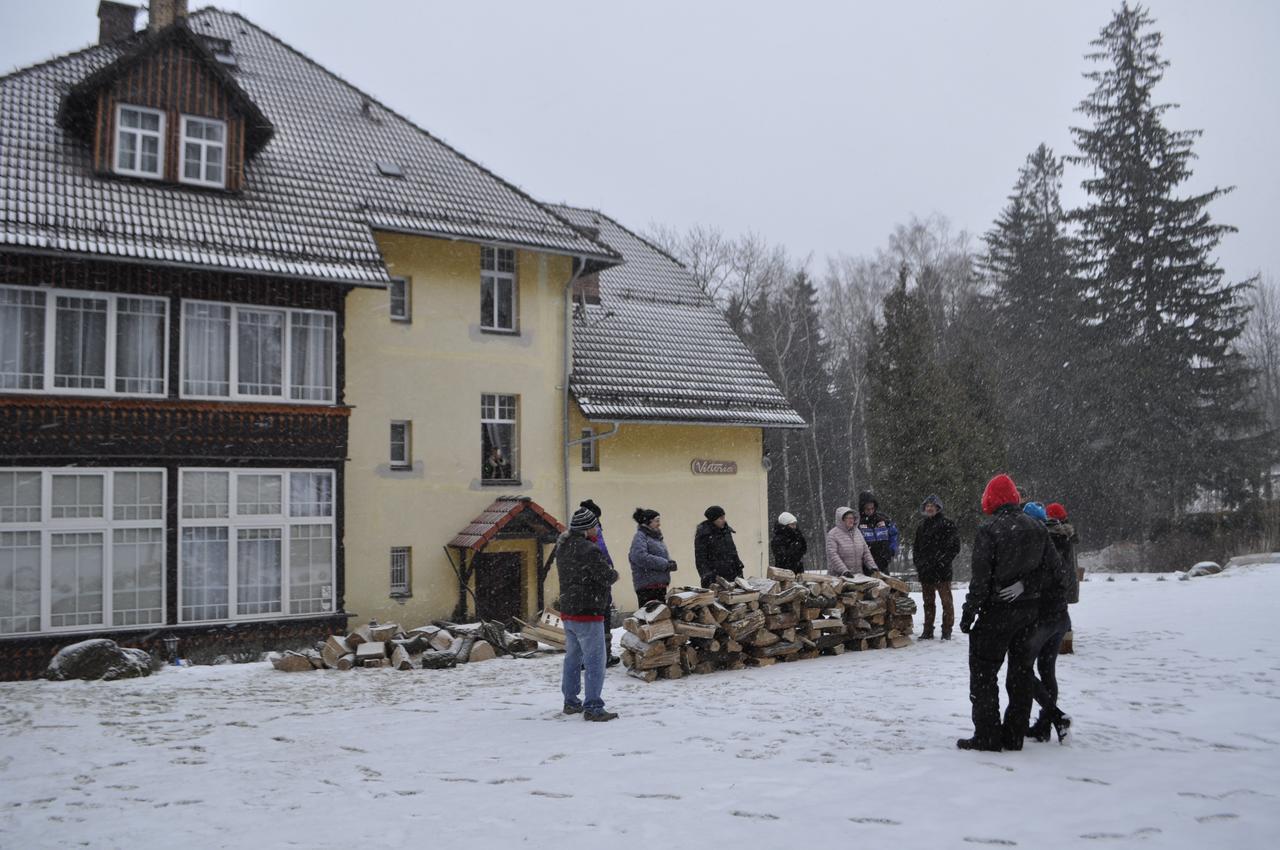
left=90, top=42, right=246, bottom=189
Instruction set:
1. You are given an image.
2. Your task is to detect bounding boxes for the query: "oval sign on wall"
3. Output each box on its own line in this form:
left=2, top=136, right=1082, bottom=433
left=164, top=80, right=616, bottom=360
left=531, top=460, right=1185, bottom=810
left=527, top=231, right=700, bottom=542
left=691, top=459, right=738, bottom=475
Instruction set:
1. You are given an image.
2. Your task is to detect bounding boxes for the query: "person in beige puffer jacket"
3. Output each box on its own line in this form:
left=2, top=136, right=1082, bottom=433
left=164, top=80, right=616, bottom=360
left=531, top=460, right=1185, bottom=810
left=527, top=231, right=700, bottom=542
left=826, top=506, right=878, bottom=577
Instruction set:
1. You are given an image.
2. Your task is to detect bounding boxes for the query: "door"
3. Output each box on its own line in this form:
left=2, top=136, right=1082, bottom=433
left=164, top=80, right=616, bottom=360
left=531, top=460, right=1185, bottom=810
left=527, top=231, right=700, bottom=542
left=473, top=551, right=524, bottom=625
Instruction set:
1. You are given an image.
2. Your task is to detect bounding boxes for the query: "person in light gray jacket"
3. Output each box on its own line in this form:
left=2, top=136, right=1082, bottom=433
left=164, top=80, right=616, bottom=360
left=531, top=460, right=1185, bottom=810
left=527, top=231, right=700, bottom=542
left=826, top=505, right=878, bottom=577
left=629, top=508, right=677, bottom=607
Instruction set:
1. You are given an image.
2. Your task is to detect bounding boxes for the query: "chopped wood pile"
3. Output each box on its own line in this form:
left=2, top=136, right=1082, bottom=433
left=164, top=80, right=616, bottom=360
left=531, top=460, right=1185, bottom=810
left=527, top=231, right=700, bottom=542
left=619, top=567, right=916, bottom=682
left=269, top=619, right=541, bottom=672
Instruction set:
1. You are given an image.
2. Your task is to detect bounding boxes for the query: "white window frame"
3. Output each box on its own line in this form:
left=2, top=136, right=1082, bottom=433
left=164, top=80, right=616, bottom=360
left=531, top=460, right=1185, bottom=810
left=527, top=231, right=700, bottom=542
left=178, top=114, right=228, bottom=189
left=581, top=428, right=599, bottom=471
left=389, top=546, right=411, bottom=597
left=480, top=393, right=519, bottom=483
left=114, top=104, right=166, bottom=180
left=177, top=468, right=336, bottom=625
left=179, top=299, right=336, bottom=404
left=389, top=277, right=411, bottom=322
left=480, top=246, right=517, bottom=333
left=389, top=421, right=411, bottom=469
left=0, top=468, right=167, bottom=636
left=0, top=284, right=169, bottom=399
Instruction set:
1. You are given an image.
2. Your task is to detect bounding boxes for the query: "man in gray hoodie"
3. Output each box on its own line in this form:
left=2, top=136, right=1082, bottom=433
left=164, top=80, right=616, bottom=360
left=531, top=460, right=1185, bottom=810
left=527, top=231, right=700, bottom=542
left=826, top=506, right=878, bottom=577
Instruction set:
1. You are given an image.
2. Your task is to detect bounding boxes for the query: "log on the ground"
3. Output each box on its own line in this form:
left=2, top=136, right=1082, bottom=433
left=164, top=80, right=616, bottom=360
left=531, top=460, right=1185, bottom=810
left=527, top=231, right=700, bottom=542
left=270, top=651, right=315, bottom=673
left=467, top=639, right=497, bottom=663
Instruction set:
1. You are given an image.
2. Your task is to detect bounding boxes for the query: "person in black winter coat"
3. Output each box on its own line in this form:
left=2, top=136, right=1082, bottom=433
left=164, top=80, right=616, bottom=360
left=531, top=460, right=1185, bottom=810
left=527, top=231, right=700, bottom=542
left=958, top=474, right=1060, bottom=752
left=556, top=506, right=620, bottom=721
left=1025, top=504, right=1081, bottom=743
left=912, top=494, right=961, bottom=639
left=857, top=491, right=899, bottom=572
left=694, top=505, right=744, bottom=585
left=577, top=499, right=619, bottom=668
left=770, top=511, right=807, bottom=573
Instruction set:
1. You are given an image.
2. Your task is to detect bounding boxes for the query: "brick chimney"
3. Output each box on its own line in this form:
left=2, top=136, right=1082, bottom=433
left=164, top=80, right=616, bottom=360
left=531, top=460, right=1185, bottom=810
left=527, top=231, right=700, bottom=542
left=148, top=0, right=188, bottom=32
left=97, top=1, right=139, bottom=43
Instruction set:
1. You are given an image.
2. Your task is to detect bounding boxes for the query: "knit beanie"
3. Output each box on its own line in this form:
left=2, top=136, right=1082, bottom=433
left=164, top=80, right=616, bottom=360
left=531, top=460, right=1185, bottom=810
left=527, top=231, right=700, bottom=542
left=920, top=494, right=944, bottom=513
left=1024, top=501, right=1048, bottom=522
left=704, top=505, right=726, bottom=521
left=569, top=506, right=599, bottom=532
left=633, top=507, right=660, bottom=526
left=777, top=511, right=798, bottom=526
left=1046, top=502, right=1068, bottom=522
left=981, top=474, right=1020, bottom=515
left=579, top=499, right=602, bottom=521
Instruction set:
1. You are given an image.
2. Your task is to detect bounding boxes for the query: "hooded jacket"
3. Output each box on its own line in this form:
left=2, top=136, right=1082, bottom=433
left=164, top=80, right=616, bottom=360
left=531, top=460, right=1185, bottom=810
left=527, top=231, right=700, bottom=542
left=629, top=525, right=675, bottom=590
left=960, top=504, right=1059, bottom=629
left=1046, top=520, right=1080, bottom=606
left=555, top=530, right=619, bottom=619
left=913, top=498, right=961, bottom=584
left=857, top=491, right=899, bottom=571
left=771, top=523, right=808, bottom=572
left=827, top=506, right=878, bottom=577
left=694, top=520, right=744, bottom=583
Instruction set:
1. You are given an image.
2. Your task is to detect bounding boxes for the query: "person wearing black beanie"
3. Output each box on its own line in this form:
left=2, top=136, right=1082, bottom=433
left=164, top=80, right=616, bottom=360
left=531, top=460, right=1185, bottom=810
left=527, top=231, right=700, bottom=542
left=629, top=508, right=676, bottom=607
left=694, top=505, right=743, bottom=586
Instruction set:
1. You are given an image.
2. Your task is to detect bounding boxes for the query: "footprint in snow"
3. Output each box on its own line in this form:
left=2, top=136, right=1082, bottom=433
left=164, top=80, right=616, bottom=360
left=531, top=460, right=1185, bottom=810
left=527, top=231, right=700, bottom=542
left=849, top=817, right=901, bottom=825
left=633, top=793, right=681, bottom=800
left=530, top=790, right=573, bottom=799
left=487, top=776, right=531, bottom=785
left=731, top=810, right=779, bottom=820
left=1196, top=813, right=1239, bottom=823
left=1081, top=827, right=1162, bottom=840
left=963, top=838, right=1017, bottom=846
left=1068, top=776, right=1111, bottom=786
left=979, top=761, right=1015, bottom=773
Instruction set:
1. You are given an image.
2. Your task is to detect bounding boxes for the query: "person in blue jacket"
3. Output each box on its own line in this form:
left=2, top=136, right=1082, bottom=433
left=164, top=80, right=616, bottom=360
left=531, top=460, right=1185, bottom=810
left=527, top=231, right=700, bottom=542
left=857, top=490, right=899, bottom=574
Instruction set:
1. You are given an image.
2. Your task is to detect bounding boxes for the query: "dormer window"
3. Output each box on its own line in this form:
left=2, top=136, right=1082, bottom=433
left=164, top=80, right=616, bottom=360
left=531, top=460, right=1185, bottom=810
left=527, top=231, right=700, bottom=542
left=180, top=116, right=227, bottom=188
left=114, top=104, right=164, bottom=179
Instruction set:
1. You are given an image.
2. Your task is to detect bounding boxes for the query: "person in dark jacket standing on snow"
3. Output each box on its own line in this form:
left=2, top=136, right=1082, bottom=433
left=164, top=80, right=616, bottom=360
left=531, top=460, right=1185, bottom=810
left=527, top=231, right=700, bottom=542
left=1026, top=502, right=1080, bottom=743
left=857, top=491, right=899, bottom=572
left=770, top=512, right=808, bottom=573
left=629, top=508, right=676, bottom=607
left=556, top=505, right=619, bottom=721
left=957, top=473, right=1060, bottom=752
left=694, top=506, right=744, bottom=586
left=912, top=495, right=961, bottom=639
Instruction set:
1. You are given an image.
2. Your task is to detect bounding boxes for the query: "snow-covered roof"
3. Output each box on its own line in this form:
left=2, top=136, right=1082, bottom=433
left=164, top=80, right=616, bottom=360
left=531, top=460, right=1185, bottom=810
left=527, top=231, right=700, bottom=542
left=553, top=205, right=805, bottom=429
left=0, top=8, right=619, bottom=286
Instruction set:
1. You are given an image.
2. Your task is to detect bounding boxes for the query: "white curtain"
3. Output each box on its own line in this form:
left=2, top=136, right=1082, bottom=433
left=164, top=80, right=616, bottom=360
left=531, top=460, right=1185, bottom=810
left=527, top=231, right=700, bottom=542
left=183, top=303, right=230, bottom=396
left=181, top=526, right=228, bottom=621
left=116, top=297, right=165, bottom=394
left=237, top=308, right=283, bottom=396
left=54, top=295, right=107, bottom=389
left=0, top=288, right=45, bottom=390
left=290, top=312, right=333, bottom=401
left=236, top=528, right=281, bottom=616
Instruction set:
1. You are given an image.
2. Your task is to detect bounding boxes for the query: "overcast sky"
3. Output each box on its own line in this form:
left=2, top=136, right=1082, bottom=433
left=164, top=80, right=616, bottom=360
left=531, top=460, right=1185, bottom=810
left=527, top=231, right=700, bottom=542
left=3, top=1, right=1276, bottom=282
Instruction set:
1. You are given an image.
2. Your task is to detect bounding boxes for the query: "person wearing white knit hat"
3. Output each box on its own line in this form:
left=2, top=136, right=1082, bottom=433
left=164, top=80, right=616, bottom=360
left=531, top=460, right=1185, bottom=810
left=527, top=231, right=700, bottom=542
left=770, top=511, right=807, bottom=573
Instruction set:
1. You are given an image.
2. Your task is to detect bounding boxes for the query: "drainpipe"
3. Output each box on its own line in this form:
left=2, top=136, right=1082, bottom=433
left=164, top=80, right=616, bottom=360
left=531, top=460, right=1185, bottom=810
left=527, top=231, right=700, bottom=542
left=562, top=256, right=588, bottom=523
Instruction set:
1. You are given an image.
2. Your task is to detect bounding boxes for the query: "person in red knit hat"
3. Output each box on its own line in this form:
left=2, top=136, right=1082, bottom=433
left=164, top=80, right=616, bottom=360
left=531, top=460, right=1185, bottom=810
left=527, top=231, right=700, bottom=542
left=957, top=473, right=1062, bottom=751
left=1022, top=501, right=1081, bottom=742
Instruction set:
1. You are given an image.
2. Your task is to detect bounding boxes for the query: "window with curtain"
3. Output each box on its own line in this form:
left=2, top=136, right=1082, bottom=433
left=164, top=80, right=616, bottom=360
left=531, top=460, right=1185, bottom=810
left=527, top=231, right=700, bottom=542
left=0, top=469, right=166, bottom=635
left=480, top=246, right=516, bottom=332
left=1, top=285, right=166, bottom=397
left=480, top=394, right=518, bottom=482
left=236, top=308, right=284, bottom=397
left=290, top=311, right=334, bottom=402
left=182, top=301, right=230, bottom=397
left=0, top=287, right=45, bottom=390
left=114, top=104, right=164, bottom=179
left=179, top=469, right=334, bottom=623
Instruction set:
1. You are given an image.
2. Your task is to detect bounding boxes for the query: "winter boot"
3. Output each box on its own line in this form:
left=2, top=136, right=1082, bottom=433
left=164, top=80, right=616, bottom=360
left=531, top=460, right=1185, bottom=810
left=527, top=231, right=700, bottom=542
left=584, top=709, right=619, bottom=722
left=919, top=630, right=935, bottom=640
left=563, top=703, right=584, bottom=715
left=1053, top=714, right=1072, bottom=744
left=606, top=654, right=621, bottom=668
left=1029, top=715, right=1052, bottom=743
left=941, top=631, right=952, bottom=641
left=956, top=737, right=1002, bottom=752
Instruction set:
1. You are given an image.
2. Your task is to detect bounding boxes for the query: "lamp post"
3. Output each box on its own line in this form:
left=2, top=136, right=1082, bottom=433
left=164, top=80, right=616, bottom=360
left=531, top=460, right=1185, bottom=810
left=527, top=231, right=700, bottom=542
left=162, top=633, right=180, bottom=663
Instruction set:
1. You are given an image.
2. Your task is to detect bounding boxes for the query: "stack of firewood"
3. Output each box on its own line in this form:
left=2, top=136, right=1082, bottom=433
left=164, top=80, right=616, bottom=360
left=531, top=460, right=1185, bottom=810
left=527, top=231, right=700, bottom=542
left=269, top=619, right=540, bottom=672
left=618, top=567, right=917, bottom=682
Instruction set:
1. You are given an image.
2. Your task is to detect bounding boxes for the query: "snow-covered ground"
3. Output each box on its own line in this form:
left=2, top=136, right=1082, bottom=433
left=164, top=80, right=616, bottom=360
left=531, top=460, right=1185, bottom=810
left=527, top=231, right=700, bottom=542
left=3, top=567, right=1279, bottom=849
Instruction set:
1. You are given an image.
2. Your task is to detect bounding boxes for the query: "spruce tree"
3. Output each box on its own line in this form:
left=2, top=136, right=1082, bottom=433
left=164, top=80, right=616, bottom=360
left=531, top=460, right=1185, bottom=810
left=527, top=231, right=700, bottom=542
left=1071, top=2, right=1260, bottom=537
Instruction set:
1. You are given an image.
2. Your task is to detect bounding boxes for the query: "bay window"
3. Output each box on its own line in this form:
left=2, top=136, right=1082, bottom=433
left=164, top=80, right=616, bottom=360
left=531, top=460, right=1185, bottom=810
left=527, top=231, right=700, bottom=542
left=0, top=469, right=165, bottom=635
left=181, top=300, right=335, bottom=403
left=0, top=286, right=167, bottom=397
left=179, top=469, right=335, bottom=623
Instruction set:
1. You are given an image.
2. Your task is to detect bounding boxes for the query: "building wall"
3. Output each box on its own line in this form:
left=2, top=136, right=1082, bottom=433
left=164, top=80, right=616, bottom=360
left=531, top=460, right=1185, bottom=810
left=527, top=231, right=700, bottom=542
left=342, top=232, right=573, bottom=628
left=569, top=409, right=770, bottom=613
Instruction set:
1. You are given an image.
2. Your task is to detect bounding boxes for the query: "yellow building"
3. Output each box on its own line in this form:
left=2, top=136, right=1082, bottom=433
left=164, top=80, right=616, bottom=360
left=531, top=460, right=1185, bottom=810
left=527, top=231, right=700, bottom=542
left=344, top=197, right=804, bottom=626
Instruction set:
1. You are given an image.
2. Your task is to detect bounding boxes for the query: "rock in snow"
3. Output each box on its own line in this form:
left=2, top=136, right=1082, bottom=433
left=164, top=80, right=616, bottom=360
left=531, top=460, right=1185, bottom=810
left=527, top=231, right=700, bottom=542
left=43, top=639, right=154, bottom=682
left=1188, top=561, right=1224, bottom=577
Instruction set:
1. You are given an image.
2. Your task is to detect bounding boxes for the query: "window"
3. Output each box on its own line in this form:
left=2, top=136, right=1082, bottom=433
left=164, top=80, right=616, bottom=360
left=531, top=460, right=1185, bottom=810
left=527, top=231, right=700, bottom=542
left=480, top=246, right=516, bottom=332
left=389, top=277, right=411, bottom=322
left=178, top=469, right=335, bottom=623
left=179, top=115, right=227, bottom=188
left=181, top=301, right=335, bottom=403
left=390, top=421, right=411, bottom=469
left=0, top=285, right=167, bottom=397
left=0, top=469, right=165, bottom=635
left=581, top=429, right=599, bottom=471
left=390, top=547, right=411, bottom=596
left=115, top=104, right=164, bottom=179
left=481, top=394, right=518, bottom=482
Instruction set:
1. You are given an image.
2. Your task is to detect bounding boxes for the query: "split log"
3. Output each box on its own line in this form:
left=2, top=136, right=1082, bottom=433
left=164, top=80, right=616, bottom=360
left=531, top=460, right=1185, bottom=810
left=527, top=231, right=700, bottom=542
left=369, top=623, right=401, bottom=642
left=634, top=650, right=681, bottom=670
left=627, top=668, right=658, bottom=683
left=667, top=589, right=715, bottom=608
left=744, top=629, right=780, bottom=647
left=336, top=653, right=356, bottom=671
left=270, top=651, right=314, bottom=673
left=467, top=639, right=497, bottom=663
left=321, top=635, right=351, bottom=668
left=356, top=641, right=387, bottom=663
left=391, top=644, right=414, bottom=670
left=659, top=664, right=684, bottom=680
left=749, top=640, right=802, bottom=659
left=811, top=618, right=846, bottom=631
left=674, top=621, right=717, bottom=640
left=635, top=602, right=672, bottom=624
left=621, top=631, right=665, bottom=659
left=623, top=617, right=676, bottom=642
left=767, top=566, right=797, bottom=582
left=722, top=610, right=766, bottom=641
left=420, top=650, right=457, bottom=670
left=346, top=624, right=371, bottom=648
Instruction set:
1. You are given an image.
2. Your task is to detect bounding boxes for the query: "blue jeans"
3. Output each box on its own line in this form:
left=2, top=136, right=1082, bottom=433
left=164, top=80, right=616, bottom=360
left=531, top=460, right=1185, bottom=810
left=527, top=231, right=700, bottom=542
left=562, top=619, right=606, bottom=712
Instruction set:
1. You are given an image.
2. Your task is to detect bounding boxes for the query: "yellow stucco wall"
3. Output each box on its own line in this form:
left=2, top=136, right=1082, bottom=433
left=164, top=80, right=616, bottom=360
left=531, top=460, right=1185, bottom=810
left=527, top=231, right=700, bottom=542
left=569, top=410, right=769, bottom=612
left=342, top=232, right=572, bottom=629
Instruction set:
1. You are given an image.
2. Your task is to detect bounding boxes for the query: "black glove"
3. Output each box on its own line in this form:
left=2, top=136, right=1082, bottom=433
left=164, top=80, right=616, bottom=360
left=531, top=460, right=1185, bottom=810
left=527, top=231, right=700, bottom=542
left=960, top=613, right=974, bottom=634
left=668, top=560, right=678, bottom=571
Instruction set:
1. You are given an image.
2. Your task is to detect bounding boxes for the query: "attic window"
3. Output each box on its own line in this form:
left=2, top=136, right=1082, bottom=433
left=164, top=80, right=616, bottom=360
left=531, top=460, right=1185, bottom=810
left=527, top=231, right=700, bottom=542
left=114, top=104, right=165, bottom=179
left=214, top=52, right=237, bottom=68
left=376, top=160, right=404, bottom=178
